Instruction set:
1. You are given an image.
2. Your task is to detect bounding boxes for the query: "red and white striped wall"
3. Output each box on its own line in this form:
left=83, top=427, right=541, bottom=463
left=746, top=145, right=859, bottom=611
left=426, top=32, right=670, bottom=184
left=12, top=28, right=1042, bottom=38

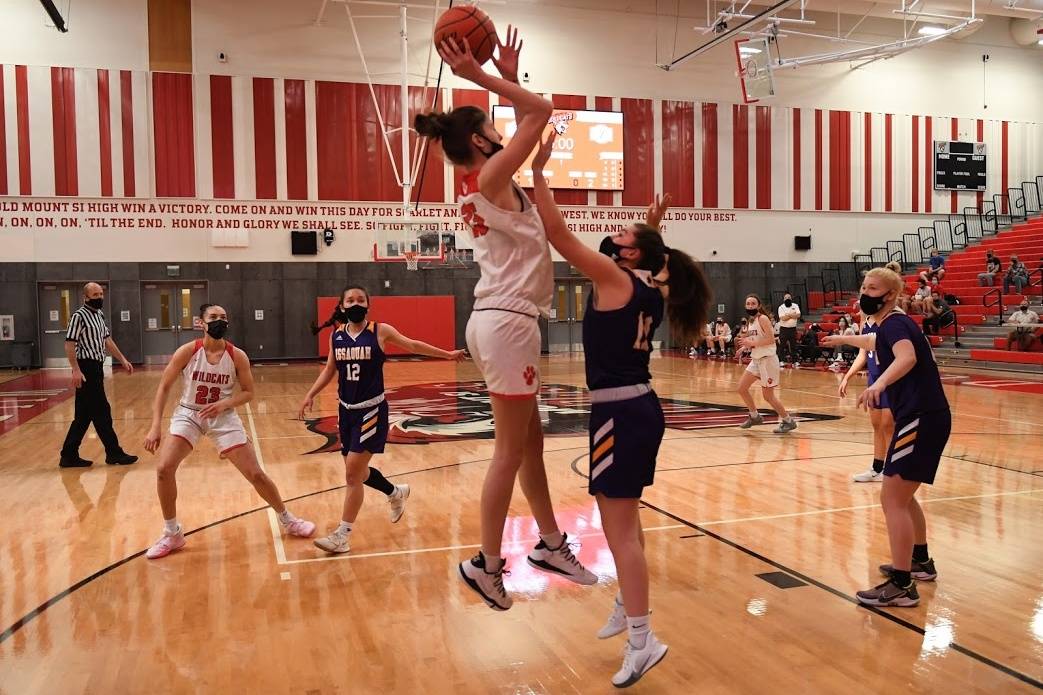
left=2, top=64, right=1041, bottom=212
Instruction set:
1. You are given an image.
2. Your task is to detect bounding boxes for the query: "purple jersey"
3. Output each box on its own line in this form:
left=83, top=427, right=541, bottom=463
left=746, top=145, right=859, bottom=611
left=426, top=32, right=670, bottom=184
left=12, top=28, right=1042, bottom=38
left=582, top=269, right=664, bottom=390
left=874, top=313, right=949, bottom=421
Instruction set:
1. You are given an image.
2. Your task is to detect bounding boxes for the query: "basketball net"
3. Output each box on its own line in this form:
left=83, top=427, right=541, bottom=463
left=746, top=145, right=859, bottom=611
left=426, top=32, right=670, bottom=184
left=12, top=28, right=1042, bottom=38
left=404, top=251, right=420, bottom=271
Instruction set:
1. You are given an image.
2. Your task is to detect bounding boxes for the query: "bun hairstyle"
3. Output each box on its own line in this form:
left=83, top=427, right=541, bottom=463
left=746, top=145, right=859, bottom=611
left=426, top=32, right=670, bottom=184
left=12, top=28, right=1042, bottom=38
left=629, top=224, right=712, bottom=346
left=414, top=106, right=488, bottom=165
left=884, top=260, right=902, bottom=274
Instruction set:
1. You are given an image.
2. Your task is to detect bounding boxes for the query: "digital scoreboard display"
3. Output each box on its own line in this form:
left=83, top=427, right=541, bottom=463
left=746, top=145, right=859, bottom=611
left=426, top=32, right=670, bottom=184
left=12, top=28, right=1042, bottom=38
left=492, top=106, right=624, bottom=191
left=934, top=140, right=987, bottom=191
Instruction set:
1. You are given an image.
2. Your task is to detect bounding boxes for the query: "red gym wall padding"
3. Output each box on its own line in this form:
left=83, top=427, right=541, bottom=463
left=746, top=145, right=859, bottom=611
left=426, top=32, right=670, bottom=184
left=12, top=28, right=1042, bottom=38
left=152, top=72, right=195, bottom=197
left=661, top=100, right=695, bottom=207
left=621, top=98, right=653, bottom=207
left=316, top=295, right=456, bottom=357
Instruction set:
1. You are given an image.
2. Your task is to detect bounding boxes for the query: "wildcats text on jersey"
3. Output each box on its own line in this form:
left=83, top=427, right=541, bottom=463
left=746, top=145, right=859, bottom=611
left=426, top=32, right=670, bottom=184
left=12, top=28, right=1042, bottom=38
left=334, top=346, right=372, bottom=361
left=191, top=371, right=231, bottom=385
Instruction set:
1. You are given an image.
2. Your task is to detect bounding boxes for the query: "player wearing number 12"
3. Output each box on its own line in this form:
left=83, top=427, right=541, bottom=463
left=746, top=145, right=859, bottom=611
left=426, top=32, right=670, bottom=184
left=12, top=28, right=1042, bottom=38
left=142, top=304, right=317, bottom=560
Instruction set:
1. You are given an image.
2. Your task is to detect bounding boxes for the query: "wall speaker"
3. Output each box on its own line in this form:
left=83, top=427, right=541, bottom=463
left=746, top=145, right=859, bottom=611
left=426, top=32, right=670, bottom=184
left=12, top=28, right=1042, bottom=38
left=291, top=230, right=318, bottom=255
left=794, top=235, right=812, bottom=251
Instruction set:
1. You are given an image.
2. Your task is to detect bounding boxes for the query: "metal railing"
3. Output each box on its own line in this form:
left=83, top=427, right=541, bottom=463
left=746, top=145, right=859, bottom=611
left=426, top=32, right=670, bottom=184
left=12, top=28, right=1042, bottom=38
left=983, top=287, right=1004, bottom=325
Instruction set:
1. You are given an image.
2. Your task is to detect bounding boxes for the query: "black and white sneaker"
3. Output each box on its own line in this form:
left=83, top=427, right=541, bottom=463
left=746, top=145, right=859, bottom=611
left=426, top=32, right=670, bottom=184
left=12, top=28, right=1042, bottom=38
left=527, top=533, right=597, bottom=585
left=459, top=552, right=512, bottom=611
left=879, top=558, right=937, bottom=581
left=612, top=633, right=669, bottom=688
left=856, top=579, right=920, bottom=607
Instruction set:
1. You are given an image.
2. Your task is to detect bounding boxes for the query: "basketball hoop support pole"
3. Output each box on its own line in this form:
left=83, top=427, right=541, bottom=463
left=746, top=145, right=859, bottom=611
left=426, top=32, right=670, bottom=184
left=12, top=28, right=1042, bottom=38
left=399, top=4, right=412, bottom=214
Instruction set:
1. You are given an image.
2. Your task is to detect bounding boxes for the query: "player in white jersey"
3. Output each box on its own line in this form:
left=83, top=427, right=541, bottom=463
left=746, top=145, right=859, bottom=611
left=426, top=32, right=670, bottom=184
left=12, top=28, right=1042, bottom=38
left=414, top=28, right=596, bottom=610
left=736, top=294, right=798, bottom=433
left=142, top=304, right=315, bottom=559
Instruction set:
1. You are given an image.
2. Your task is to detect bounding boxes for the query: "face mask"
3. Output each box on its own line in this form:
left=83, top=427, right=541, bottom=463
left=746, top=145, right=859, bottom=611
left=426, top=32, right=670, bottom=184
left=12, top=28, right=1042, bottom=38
left=1020, top=305, right=1029, bottom=312
left=716, top=319, right=723, bottom=324
left=344, top=304, right=368, bottom=324
left=86, top=298, right=103, bottom=310
left=205, top=319, right=228, bottom=340
left=475, top=133, right=503, bottom=158
left=599, top=235, right=635, bottom=261
left=745, top=308, right=759, bottom=317
left=859, top=292, right=888, bottom=315
left=783, top=299, right=792, bottom=307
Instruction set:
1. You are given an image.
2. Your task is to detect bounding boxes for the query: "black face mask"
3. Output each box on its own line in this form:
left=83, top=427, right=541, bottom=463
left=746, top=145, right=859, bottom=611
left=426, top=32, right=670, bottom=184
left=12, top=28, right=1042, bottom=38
left=205, top=319, right=228, bottom=340
left=1020, top=305, right=1029, bottom=312
left=475, top=133, right=503, bottom=158
left=745, top=308, right=759, bottom=317
left=599, top=235, right=635, bottom=261
left=344, top=304, right=368, bottom=324
left=783, top=299, right=793, bottom=307
left=859, top=292, right=888, bottom=316
left=86, top=298, right=103, bottom=310
left=716, top=319, right=723, bottom=324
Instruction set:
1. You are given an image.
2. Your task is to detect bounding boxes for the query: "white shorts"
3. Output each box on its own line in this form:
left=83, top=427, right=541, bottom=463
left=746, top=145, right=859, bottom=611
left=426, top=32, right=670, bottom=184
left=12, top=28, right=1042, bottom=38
left=466, top=309, right=541, bottom=399
left=169, top=405, right=249, bottom=454
left=745, top=354, right=781, bottom=388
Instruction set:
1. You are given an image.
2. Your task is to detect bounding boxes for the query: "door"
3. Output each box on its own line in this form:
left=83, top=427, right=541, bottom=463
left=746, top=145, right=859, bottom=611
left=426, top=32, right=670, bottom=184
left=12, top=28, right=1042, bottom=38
left=547, top=280, right=591, bottom=353
left=38, top=283, right=109, bottom=368
left=141, top=283, right=208, bottom=364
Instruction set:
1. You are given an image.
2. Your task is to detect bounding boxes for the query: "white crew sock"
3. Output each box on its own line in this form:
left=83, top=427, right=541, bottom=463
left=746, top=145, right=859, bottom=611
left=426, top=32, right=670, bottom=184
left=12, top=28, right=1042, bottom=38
left=164, top=518, right=180, bottom=535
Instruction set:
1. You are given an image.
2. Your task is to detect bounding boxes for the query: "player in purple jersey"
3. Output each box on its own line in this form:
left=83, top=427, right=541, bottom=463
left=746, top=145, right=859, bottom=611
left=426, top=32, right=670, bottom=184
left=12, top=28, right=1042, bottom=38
left=299, top=286, right=466, bottom=554
left=533, top=133, right=712, bottom=688
left=837, top=310, right=897, bottom=483
left=823, top=267, right=949, bottom=607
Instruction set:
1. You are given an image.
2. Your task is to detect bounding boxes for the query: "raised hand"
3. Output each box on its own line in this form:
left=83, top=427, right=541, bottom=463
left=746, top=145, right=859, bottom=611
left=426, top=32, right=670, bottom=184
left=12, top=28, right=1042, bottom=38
left=437, top=37, right=485, bottom=83
left=645, top=193, right=673, bottom=230
left=532, top=130, right=557, bottom=173
left=492, top=24, right=523, bottom=83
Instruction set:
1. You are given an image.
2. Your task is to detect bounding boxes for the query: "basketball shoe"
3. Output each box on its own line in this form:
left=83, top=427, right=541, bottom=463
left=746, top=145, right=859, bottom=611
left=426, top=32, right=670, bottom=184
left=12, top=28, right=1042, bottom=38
left=459, top=552, right=512, bottom=611
left=612, top=633, right=669, bottom=688
left=527, top=533, right=597, bottom=585
left=388, top=484, right=410, bottom=523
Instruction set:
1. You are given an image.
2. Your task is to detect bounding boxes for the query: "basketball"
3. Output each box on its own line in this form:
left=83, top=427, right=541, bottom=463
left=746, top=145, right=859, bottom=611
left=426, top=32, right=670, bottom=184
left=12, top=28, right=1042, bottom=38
left=433, top=5, right=497, bottom=65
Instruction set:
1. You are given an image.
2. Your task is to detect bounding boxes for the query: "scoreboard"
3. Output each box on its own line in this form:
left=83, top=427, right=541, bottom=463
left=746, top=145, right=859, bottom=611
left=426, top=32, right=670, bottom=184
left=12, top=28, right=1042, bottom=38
left=934, top=140, right=987, bottom=191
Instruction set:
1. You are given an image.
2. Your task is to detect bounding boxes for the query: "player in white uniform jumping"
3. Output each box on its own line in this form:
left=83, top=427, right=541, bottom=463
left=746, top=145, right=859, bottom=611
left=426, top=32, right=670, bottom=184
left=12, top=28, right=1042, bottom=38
left=414, top=28, right=596, bottom=610
left=736, top=294, right=798, bottom=433
left=142, top=303, right=316, bottom=559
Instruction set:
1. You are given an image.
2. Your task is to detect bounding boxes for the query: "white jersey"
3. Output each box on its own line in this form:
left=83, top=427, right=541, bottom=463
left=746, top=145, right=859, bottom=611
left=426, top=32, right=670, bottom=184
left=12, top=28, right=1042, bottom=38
left=459, top=171, right=553, bottom=317
left=179, top=340, right=237, bottom=410
left=747, top=314, right=777, bottom=359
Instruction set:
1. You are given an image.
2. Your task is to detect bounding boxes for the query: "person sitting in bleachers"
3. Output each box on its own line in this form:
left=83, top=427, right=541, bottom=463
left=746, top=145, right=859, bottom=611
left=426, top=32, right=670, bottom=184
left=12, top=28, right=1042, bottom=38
left=978, top=250, right=1001, bottom=287
left=828, top=317, right=857, bottom=369
left=922, top=290, right=955, bottom=336
left=1003, top=256, right=1029, bottom=295
left=704, top=316, right=732, bottom=358
left=1005, top=302, right=1040, bottom=351
left=919, top=248, right=946, bottom=285
left=798, top=323, right=823, bottom=364
left=911, top=278, right=931, bottom=314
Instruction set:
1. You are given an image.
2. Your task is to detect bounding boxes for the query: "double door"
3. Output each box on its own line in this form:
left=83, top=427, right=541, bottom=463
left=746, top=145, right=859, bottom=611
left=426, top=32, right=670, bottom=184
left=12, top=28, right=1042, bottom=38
left=141, top=283, right=208, bottom=364
left=548, top=280, right=591, bottom=353
left=38, top=283, right=109, bottom=368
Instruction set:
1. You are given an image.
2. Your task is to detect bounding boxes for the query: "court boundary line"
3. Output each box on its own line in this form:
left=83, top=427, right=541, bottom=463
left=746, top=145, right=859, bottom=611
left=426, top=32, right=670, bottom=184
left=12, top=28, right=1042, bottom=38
left=246, top=403, right=289, bottom=565
left=638, top=498, right=1043, bottom=691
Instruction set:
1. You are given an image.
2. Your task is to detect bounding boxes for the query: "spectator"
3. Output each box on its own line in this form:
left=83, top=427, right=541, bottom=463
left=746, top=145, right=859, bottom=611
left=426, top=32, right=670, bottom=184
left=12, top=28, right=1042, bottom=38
left=705, top=316, right=732, bottom=358
left=734, top=318, right=751, bottom=360
left=922, top=290, right=954, bottom=336
left=777, top=293, right=801, bottom=367
left=1005, top=302, right=1040, bottom=351
left=911, top=278, right=931, bottom=314
left=919, top=248, right=946, bottom=285
left=1003, top=255, right=1029, bottom=295
left=829, top=317, right=857, bottom=369
left=798, top=324, right=822, bottom=364
left=978, top=250, right=1001, bottom=287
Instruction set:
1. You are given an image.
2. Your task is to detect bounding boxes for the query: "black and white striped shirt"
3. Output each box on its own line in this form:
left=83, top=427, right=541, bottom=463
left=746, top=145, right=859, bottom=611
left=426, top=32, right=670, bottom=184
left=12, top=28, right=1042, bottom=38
left=66, top=305, right=110, bottom=362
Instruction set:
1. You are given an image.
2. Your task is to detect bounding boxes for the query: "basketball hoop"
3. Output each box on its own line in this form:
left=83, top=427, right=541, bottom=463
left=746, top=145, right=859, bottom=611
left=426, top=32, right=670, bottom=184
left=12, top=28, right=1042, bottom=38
left=404, top=251, right=420, bottom=271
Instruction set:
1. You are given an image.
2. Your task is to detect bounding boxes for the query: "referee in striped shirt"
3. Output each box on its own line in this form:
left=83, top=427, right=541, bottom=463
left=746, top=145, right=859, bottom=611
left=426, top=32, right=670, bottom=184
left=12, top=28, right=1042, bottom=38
left=59, top=282, right=138, bottom=468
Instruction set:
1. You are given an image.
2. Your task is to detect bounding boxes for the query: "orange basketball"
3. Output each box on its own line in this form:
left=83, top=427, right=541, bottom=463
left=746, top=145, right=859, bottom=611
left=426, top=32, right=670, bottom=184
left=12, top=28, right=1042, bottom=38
left=433, top=5, right=497, bottom=66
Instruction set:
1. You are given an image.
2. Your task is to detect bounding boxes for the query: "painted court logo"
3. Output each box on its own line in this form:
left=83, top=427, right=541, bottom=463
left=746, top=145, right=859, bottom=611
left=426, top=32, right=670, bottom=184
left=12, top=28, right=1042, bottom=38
left=301, top=381, right=840, bottom=453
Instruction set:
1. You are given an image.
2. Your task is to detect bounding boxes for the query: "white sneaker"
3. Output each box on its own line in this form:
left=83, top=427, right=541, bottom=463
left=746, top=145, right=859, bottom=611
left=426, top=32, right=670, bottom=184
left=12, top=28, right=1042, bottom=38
left=314, top=528, right=351, bottom=554
left=597, top=600, right=627, bottom=639
left=459, top=552, right=512, bottom=610
left=388, top=484, right=410, bottom=523
left=612, top=632, right=669, bottom=688
left=852, top=468, right=883, bottom=483
left=527, top=533, right=597, bottom=585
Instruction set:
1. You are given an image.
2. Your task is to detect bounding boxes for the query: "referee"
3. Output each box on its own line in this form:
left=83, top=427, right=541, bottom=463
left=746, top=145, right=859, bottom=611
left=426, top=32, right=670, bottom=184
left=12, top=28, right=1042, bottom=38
left=59, top=282, right=138, bottom=468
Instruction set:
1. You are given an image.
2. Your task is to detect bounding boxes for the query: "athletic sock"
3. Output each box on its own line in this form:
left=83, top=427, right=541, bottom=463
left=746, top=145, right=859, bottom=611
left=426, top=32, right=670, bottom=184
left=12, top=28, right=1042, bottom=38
left=891, top=569, right=912, bottom=588
left=364, top=467, right=396, bottom=496
left=481, top=552, right=505, bottom=573
left=277, top=509, right=296, bottom=525
left=336, top=520, right=353, bottom=535
left=540, top=531, right=564, bottom=550
left=626, top=615, right=651, bottom=649
left=615, top=592, right=624, bottom=607
left=872, top=458, right=884, bottom=474
left=912, top=544, right=930, bottom=563
left=164, top=518, right=180, bottom=535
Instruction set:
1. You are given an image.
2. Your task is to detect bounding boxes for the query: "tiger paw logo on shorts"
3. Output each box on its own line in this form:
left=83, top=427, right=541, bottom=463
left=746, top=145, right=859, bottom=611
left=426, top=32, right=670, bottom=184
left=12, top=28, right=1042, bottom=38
left=523, top=365, right=537, bottom=386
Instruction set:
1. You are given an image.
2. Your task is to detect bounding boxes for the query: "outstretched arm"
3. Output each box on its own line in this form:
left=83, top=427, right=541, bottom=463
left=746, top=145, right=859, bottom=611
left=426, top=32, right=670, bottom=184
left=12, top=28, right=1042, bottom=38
left=379, top=324, right=466, bottom=361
